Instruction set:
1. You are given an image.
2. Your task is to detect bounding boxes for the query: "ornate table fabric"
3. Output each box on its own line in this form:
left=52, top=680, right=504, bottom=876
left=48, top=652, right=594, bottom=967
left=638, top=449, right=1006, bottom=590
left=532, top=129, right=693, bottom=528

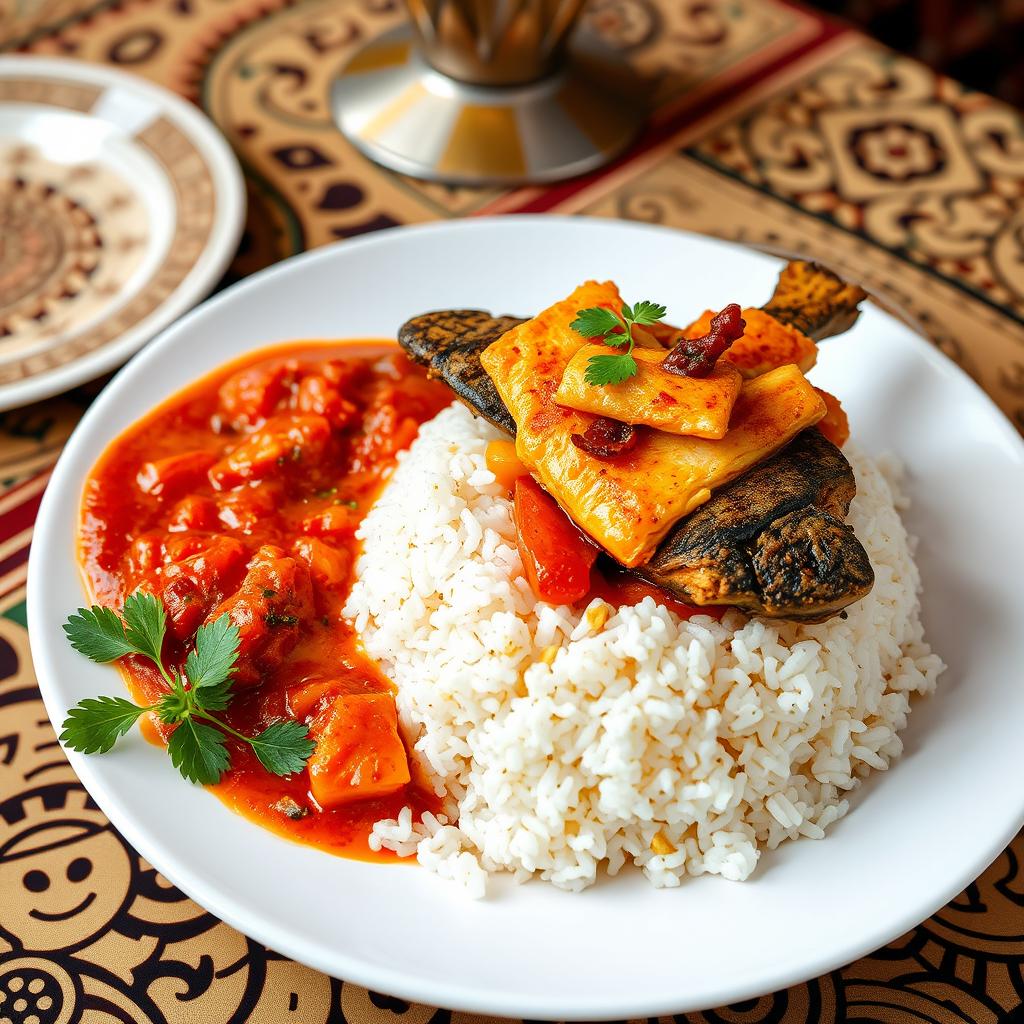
left=2, top=2, right=1024, bottom=1021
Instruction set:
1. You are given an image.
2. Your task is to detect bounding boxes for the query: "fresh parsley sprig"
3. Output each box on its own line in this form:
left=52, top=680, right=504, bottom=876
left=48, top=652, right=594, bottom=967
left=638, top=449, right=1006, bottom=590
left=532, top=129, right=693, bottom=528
left=60, top=592, right=315, bottom=785
left=571, top=300, right=668, bottom=387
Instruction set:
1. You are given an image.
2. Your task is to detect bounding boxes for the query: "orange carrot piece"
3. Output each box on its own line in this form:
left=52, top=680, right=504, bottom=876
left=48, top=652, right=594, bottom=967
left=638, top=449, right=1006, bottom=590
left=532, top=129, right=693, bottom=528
left=136, top=451, right=217, bottom=498
left=293, top=536, right=351, bottom=589
left=307, top=693, right=411, bottom=809
left=287, top=679, right=345, bottom=721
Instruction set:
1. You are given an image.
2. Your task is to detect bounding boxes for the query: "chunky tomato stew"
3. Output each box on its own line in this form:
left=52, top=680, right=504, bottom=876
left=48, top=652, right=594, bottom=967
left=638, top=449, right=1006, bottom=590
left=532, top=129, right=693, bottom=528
left=80, top=342, right=452, bottom=858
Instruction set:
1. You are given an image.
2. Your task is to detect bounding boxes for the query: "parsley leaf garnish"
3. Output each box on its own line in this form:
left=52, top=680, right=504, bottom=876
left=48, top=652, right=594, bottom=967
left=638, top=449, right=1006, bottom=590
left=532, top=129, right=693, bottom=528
left=193, top=677, right=234, bottom=714
left=122, top=591, right=166, bottom=665
left=60, top=598, right=314, bottom=785
left=571, top=307, right=621, bottom=339
left=571, top=299, right=668, bottom=387
left=584, top=353, right=638, bottom=387
left=628, top=300, right=668, bottom=326
left=250, top=721, right=317, bottom=776
left=63, top=605, right=136, bottom=663
left=59, top=696, right=149, bottom=754
left=155, top=670, right=191, bottom=724
left=184, top=613, right=240, bottom=690
left=168, top=718, right=230, bottom=785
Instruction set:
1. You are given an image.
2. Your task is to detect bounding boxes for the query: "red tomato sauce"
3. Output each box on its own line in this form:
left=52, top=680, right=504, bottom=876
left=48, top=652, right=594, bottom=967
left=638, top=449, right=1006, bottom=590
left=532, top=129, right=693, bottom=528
left=79, top=341, right=452, bottom=860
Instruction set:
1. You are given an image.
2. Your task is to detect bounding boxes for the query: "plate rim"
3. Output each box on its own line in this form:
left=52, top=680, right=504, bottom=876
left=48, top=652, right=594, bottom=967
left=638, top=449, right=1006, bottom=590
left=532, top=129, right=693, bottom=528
left=0, top=54, right=246, bottom=410
left=25, top=216, right=1024, bottom=1018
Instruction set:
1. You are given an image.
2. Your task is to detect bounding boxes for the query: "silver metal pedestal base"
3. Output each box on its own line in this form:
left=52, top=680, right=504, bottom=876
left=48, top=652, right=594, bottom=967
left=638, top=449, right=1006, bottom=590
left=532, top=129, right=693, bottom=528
left=330, top=26, right=645, bottom=187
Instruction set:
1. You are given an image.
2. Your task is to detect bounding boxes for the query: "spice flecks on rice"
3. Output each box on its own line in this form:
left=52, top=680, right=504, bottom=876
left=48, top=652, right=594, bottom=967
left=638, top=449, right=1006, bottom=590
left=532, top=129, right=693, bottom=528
left=344, top=404, right=943, bottom=895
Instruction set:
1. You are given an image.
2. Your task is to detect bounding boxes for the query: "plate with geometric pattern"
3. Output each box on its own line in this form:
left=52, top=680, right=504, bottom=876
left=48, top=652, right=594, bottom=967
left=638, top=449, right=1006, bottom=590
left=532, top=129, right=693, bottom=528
left=0, top=56, right=244, bottom=409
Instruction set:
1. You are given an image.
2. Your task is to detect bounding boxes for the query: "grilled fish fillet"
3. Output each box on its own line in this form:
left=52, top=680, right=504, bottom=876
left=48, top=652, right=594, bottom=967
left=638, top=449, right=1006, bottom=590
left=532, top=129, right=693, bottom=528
left=396, top=261, right=873, bottom=620
left=479, top=281, right=826, bottom=566
left=762, top=260, right=867, bottom=341
left=634, top=429, right=873, bottom=621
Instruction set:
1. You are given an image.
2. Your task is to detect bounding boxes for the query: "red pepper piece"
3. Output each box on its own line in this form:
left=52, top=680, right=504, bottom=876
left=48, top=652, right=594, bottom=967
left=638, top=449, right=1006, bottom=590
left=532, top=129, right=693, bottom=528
left=662, top=303, right=746, bottom=378
left=570, top=417, right=639, bottom=460
left=513, top=476, right=598, bottom=604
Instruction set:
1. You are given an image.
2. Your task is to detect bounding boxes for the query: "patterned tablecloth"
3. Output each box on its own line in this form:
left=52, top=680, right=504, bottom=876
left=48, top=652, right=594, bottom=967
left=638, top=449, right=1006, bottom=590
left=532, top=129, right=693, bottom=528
left=2, top=1, right=1024, bottom=1021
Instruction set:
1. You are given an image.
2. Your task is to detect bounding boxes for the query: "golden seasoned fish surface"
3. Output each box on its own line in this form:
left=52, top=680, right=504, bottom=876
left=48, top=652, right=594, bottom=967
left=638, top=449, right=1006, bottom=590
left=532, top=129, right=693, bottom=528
left=554, top=345, right=743, bottom=438
left=681, top=261, right=867, bottom=378
left=480, top=282, right=826, bottom=566
left=635, top=429, right=874, bottom=620
left=685, top=307, right=819, bottom=379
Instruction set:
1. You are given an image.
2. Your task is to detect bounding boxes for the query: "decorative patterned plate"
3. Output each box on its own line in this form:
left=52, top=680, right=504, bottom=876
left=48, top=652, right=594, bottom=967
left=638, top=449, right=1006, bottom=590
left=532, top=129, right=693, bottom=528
left=26, top=220, right=1024, bottom=1018
left=0, top=56, right=244, bottom=409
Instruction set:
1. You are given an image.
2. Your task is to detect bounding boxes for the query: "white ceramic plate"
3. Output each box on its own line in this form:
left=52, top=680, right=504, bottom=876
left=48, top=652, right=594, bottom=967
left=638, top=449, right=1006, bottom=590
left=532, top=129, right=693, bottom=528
left=27, top=218, right=1024, bottom=1019
left=0, top=56, right=245, bottom=410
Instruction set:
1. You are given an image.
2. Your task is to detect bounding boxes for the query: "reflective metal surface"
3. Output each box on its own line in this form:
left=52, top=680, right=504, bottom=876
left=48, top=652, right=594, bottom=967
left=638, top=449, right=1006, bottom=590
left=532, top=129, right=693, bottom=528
left=405, top=0, right=588, bottom=86
left=331, top=23, right=645, bottom=186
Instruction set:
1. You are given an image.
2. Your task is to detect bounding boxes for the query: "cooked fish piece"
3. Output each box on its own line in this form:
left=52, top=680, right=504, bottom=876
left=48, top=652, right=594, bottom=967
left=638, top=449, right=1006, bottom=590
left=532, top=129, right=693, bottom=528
left=685, top=307, right=819, bottom=379
left=395, top=261, right=872, bottom=620
left=761, top=260, right=867, bottom=341
left=554, top=345, right=743, bottom=438
left=479, top=282, right=826, bottom=566
left=634, top=429, right=873, bottom=620
left=398, top=262, right=864, bottom=425
left=681, top=261, right=867, bottom=378
left=398, top=309, right=525, bottom=434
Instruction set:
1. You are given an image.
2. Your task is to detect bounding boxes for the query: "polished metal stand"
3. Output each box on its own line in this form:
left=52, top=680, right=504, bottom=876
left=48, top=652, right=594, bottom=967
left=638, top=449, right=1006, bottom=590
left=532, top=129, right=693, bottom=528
left=331, top=10, right=644, bottom=187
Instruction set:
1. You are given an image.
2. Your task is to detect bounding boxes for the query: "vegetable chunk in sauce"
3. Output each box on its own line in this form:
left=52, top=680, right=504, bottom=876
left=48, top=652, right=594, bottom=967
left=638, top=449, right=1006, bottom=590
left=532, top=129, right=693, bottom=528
left=208, top=545, right=314, bottom=686
left=79, top=342, right=451, bottom=859
left=308, top=693, right=412, bottom=809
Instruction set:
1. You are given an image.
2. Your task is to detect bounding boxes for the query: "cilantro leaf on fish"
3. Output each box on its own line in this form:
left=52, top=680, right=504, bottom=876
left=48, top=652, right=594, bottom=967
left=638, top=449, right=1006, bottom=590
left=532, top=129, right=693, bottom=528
left=584, top=354, right=639, bottom=387
left=628, top=300, right=668, bottom=326
left=570, top=307, right=621, bottom=339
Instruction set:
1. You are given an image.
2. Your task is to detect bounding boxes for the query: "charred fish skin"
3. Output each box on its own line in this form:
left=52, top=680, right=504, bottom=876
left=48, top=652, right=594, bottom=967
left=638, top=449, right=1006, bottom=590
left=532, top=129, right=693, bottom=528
left=751, top=506, right=874, bottom=620
left=398, top=310, right=525, bottom=434
left=635, top=430, right=874, bottom=621
left=761, top=260, right=868, bottom=341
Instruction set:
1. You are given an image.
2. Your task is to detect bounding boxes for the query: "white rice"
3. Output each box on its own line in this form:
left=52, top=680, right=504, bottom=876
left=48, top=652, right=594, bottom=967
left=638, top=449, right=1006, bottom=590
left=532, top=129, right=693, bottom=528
left=344, top=403, right=943, bottom=896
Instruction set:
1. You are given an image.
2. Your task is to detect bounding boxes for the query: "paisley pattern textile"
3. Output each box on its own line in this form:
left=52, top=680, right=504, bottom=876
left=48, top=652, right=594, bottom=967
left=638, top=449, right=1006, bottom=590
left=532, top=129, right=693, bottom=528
left=2, top=0, right=1024, bottom=1020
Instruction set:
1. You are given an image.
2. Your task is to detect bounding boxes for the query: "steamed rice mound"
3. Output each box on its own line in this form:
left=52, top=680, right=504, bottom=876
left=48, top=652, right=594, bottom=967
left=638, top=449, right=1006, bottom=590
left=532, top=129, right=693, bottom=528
left=344, top=404, right=943, bottom=896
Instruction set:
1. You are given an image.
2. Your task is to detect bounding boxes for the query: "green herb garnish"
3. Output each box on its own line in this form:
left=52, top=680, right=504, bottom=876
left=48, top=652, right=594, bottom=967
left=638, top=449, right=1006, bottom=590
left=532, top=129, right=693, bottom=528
left=60, top=592, right=315, bottom=785
left=265, top=611, right=299, bottom=628
left=571, top=300, right=668, bottom=387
